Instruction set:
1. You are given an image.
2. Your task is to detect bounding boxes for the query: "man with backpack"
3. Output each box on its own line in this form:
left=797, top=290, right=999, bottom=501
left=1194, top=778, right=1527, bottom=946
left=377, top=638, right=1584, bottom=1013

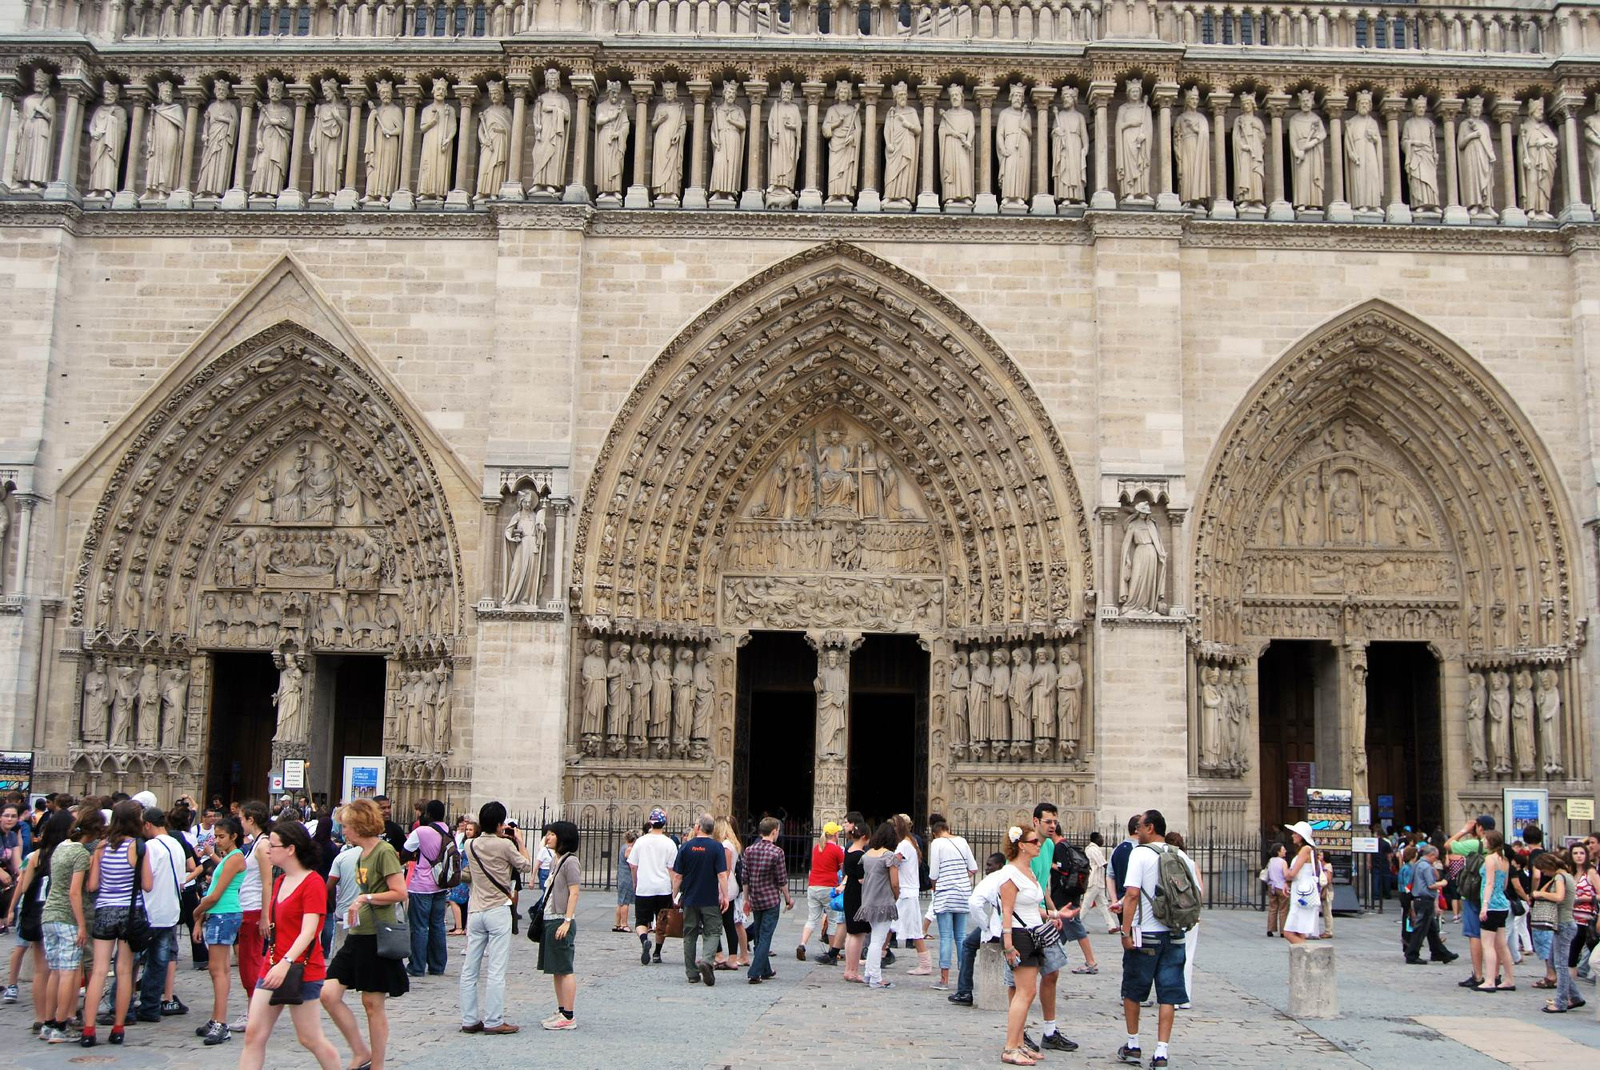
left=403, top=798, right=464, bottom=977
left=1445, top=814, right=1494, bottom=989
left=1117, top=809, right=1200, bottom=1069
left=1048, top=828, right=1099, bottom=974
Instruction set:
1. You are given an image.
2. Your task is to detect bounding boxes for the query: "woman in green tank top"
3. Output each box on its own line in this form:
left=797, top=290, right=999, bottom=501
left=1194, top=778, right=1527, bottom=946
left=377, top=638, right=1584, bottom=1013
left=190, top=817, right=247, bottom=1044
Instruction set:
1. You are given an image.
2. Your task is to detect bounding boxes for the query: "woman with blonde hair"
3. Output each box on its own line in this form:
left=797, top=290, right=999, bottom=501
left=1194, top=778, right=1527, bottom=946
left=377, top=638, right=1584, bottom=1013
left=712, top=818, right=748, bottom=969
left=998, top=826, right=1047, bottom=1066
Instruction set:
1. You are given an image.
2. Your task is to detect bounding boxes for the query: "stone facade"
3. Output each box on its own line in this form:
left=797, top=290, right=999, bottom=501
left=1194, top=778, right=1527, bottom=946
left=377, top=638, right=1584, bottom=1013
left=0, top=3, right=1597, bottom=836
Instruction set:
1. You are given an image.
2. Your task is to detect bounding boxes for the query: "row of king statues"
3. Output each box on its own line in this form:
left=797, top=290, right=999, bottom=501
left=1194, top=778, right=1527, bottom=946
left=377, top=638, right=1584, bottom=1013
left=581, top=637, right=714, bottom=760
left=949, top=643, right=1084, bottom=762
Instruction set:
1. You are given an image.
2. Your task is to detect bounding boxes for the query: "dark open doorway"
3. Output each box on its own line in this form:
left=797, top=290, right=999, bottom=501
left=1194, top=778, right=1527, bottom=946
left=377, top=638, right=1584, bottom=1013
left=1364, top=642, right=1442, bottom=833
left=1256, top=640, right=1337, bottom=832
left=733, top=632, right=817, bottom=826
left=318, top=655, right=387, bottom=806
left=848, top=634, right=929, bottom=827
left=205, top=652, right=278, bottom=805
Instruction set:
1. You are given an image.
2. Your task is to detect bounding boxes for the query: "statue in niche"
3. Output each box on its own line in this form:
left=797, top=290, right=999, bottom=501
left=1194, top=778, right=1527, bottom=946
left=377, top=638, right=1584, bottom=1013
left=1350, top=654, right=1368, bottom=800
left=995, top=84, right=1031, bottom=209
left=144, top=81, right=184, bottom=197
left=1116, top=78, right=1153, bottom=201
left=1511, top=668, right=1536, bottom=775
left=1465, top=671, right=1489, bottom=775
left=1119, top=501, right=1168, bottom=613
left=476, top=81, right=512, bottom=197
left=766, top=81, right=802, bottom=208
left=816, top=428, right=857, bottom=513
left=1401, top=96, right=1440, bottom=210
left=1030, top=648, right=1056, bottom=759
left=197, top=80, right=238, bottom=196
left=1329, top=470, right=1362, bottom=544
left=1587, top=95, right=1600, bottom=207
left=251, top=78, right=293, bottom=196
left=1229, top=669, right=1250, bottom=771
left=86, top=82, right=128, bottom=197
left=309, top=78, right=345, bottom=197
left=1289, top=89, right=1327, bottom=209
left=14, top=69, right=55, bottom=191
left=709, top=82, right=745, bottom=202
left=364, top=80, right=403, bottom=202
left=1058, top=646, right=1082, bottom=759
left=650, top=82, right=687, bottom=202
left=579, top=639, right=606, bottom=754
left=823, top=80, right=860, bottom=204
left=1173, top=86, right=1210, bottom=206
left=432, top=665, right=452, bottom=751
left=1052, top=86, right=1087, bottom=204
left=1345, top=90, right=1383, bottom=211
left=1536, top=668, right=1562, bottom=775
left=1519, top=98, right=1558, bottom=220
left=691, top=648, right=713, bottom=758
left=789, top=446, right=815, bottom=519
left=375, top=595, right=400, bottom=646
left=1458, top=96, right=1497, bottom=218
left=135, top=664, right=160, bottom=747
left=1487, top=669, right=1512, bottom=775
left=1008, top=645, right=1033, bottom=759
left=1200, top=664, right=1224, bottom=772
left=82, top=654, right=112, bottom=742
left=110, top=665, right=137, bottom=747
left=416, top=79, right=457, bottom=199
left=605, top=640, right=630, bottom=751
left=815, top=648, right=848, bottom=759
left=594, top=80, right=630, bottom=198
left=273, top=656, right=305, bottom=743
left=968, top=649, right=991, bottom=761
left=939, top=83, right=975, bottom=206
left=160, top=665, right=188, bottom=747
left=394, top=669, right=416, bottom=747
left=530, top=68, right=571, bottom=195
left=1233, top=94, right=1266, bottom=206
left=123, top=578, right=143, bottom=635
left=304, top=453, right=339, bottom=523
left=502, top=488, right=547, bottom=606
left=649, top=643, right=673, bottom=757
left=1371, top=476, right=1401, bottom=544
left=630, top=644, right=652, bottom=756
left=672, top=645, right=694, bottom=757
left=882, top=81, right=920, bottom=208
left=948, top=651, right=970, bottom=759
left=989, top=647, right=1011, bottom=758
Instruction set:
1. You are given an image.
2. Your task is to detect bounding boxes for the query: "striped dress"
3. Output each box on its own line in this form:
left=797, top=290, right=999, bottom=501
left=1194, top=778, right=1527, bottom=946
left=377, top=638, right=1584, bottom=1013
left=929, top=835, right=977, bottom=914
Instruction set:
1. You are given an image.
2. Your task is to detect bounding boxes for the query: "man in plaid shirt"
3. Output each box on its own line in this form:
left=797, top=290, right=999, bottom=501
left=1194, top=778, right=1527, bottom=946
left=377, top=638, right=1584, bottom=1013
left=742, top=817, right=794, bottom=983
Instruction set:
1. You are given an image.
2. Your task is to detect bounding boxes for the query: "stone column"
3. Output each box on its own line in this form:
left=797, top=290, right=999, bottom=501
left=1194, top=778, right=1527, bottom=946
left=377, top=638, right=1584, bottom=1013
left=857, top=82, right=880, bottom=212
left=222, top=85, right=256, bottom=210
left=1494, top=100, right=1528, bottom=226
left=10, top=495, right=36, bottom=597
left=1323, top=92, right=1352, bottom=222
left=1208, top=90, right=1236, bottom=219
left=46, top=79, right=89, bottom=201
left=798, top=80, right=825, bottom=211
left=336, top=84, right=364, bottom=210
left=1557, top=93, right=1595, bottom=222
left=168, top=83, right=205, bottom=209
left=1381, top=95, right=1411, bottom=223
left=625, top=79, right=652, bottom=208
left=739, top=81, right=765, bottom=211
left=684, top=78, right=710, bottom=209
left=1154, top=83, right=1180, bottom=210
left=546, top=500, right=570, bottom=612
left=564, top=75, right=594, bottom=204
left=390, top=82, right=419, bottom=210
left=445, top=81, right=476, bottom=210
left=1030, top=84, right=1056, bottom=215
left=914, top=83, right=941, bottom=213
left=1437, top=97, right=1468, bottom=224
left=806, top=633, right=856, bottom=829
left=976, top=84, right=1000, bottom=214
left=112, top=84, right=147, bottom=209
left=277, top=83, right=311, bottom=210
left=1089, top=81, right=1115, bottom=209
left=0, top=78, right=15, bottom=190
left=501, top=75, right=528, bottom=200
left=1265, top=91, right=1294, bottom=220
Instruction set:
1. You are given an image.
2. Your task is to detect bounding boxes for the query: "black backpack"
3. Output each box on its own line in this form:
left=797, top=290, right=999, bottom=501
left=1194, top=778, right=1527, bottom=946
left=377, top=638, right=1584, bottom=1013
left=1052, top=842, right=1092, bottom=905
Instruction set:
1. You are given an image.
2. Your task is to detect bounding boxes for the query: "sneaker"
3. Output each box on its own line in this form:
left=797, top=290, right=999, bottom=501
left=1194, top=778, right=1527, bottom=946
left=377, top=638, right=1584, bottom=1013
left=1176, top=1003, right=1193, bottom=1010
left=202, top=1020, right=231, bottom=1046
left=948, top=992, right=974, bottom=1005
left=542, top=1015, right=576, bottom=1031
left=1150, top=1057, right=1168, bottom=1069
left=640, top=938, right=652, bottom=966
left=796, top=944, right=807, bottom=961
left=1023, top=1033, right=1040, bottom=1054
left=1041, top=1033, right=1079, bottom=1051
left=196, top=1019, right=216, bottom=1037
left=2, top=984, right=17, bottom=1003
left=228, top=1013, right=248, bottom=1031
left=37, top=1025, right=58, bottom=1043
left=161, top=998, right=189, bottom=1016
left=651, top=950, right=662, bottom=964
left=1458, top=975, right=1484, bottom=988
left=931, top=982, right=950, bottom=991
left=42, top=1026, right=67, bottom=1044
left=1117, top=1044, right=1143, bottom=1065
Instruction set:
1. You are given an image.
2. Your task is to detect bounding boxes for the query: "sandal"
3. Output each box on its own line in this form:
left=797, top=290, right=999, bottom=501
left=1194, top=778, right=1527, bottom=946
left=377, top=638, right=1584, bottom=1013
left=1001, top=1048, right=1037, bottom=1066
left=1542, top=1002, right=1567, bottom=1013
left=1533, top=979, right=1556, bottom=989
left=611, top=926, right=630, bottom=933
left=713, top=962, right=737, bottom=971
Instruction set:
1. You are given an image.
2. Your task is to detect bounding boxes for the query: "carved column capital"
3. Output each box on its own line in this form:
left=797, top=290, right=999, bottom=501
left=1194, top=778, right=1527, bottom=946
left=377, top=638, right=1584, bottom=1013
left=1322, top=92, right=1347, bottom=120
left=1206, top=90, right=1233, bottom=117
left=1554, top=91, right=1586, bottom=120
left=802, top=80, right=827, bottom=106
left=178, top=83, right=208, bottom=108
left=742, top=80, right=767, bottom=105
left=687, top=78, right=711, bottom=103
left=341, top=84, right=366, bottom=108
left=1263, top=92, right=1291, bottom=119
left=234, top=83, right=259, bottom=109
left=505, top=75, right=530, bottom=99
left=1151, top=83, right=1179, bottom=110
left=1435, top=96, right=1463, bottom=121
left=288, top=83, right=315, bottom=108
left=569, top=72, right=595, bottom=100
left=1030, top=84, right=1056, bottom=109
left=1491, top=99, right=1522, bottom=125
left=859, top=82, right=883, bottom=105
left=629, top=78, right=654, bottom=104
left=399, top=82, right=423, bottom=108
left=453, top=82, right=478, bottom=107
left=1379, top=95, right=1407, bottom=122
left=975, top=84, right=1002, bottom=108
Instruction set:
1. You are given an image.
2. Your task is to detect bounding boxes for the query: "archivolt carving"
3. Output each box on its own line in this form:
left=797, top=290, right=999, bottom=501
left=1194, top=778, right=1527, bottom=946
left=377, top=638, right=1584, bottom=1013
left=1193, top=301, right=1579, bottom=660
left=573, top=240, right=1093, bottom=633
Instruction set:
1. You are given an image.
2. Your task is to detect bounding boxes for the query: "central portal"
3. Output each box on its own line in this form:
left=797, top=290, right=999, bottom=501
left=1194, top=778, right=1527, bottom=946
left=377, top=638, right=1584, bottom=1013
left=848, top=635, right=929, bottom=827
left=734, top=632, right=817, bottom=825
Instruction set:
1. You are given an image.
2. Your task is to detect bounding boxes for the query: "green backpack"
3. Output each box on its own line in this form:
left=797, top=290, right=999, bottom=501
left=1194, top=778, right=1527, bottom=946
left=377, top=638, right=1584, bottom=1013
left=1456, top=851, right=1485, bottom=902
left=1139, top=843, right=1203, bottom=933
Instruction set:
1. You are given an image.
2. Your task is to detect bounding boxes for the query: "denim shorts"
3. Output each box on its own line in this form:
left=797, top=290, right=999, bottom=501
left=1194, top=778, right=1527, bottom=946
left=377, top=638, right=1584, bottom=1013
left=1039, top=937, right=1069, bottom=977
left=1059, top=915, right=1088, bottom=943
left=204, top=912, right=243, bottom=946
left=1461, top=901, right=1482, bottom=939
left=1532, top=927, right=1554, bottom=961
left=43, top=921, right=84, bottom=971
left=299, top=980, right=324, bottom=1001
left=1120, top=930, right=1188, bottom=1007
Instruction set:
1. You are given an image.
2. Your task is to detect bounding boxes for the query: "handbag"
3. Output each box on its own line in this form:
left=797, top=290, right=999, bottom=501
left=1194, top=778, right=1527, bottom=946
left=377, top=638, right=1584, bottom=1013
left=525, top=886, right=548, bottom=943
left=1014, top=909, right=1060, bottom=950
left=374, top=896, right=410, bottom=960
left=655, top=905, right=684, bottom=940
left=119, top=841, right=154, bottom=954
left=266, top=876, right=308, bottom=1006
left=1529, top=897, right=1557, bottom=931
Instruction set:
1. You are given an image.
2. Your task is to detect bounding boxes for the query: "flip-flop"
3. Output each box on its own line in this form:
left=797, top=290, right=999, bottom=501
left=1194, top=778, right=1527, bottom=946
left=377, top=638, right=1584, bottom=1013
left=1542, top=1003, right=1567, bottom=1013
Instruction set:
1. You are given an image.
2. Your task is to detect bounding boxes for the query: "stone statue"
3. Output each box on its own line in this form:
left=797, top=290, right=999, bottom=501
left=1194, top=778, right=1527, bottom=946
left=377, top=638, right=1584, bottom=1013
left=823, top=81, right=860, bottom=205
left=594, top=80, right=630, bottom=197
left=144, top=81, right=185, bottom=197
left=160, top=665, right=188, bottom=747
left=529, top=68, right=571, bottom=195
left=197, top=80, right=239, bottom=196
left=136, top=663, right=161, bottom=746
left=989, top=646, right=1011, bottom=756
left=82, top=654, right=112, bottom=742
left=395, top=670, right=416, bottom=748
left=86, top=82, right=128, bottom=197
left=364, top=80, right=404, bottom=201
left=14, top=69, right=55, bottom=191
left=650, top=82, right=687, bottom=201
left=1173, top=86, right=1210, bottom=206
left=877, top=447, right=910, bottom=518
left=1119, top=501, right=1167, bottom=613
left=691, top=647, right=713, bottom=755
left=1519, top=98, right=1558, bottom=219
left=948, top=651, right=970, bottom=759
left=1587, top=95, right=1600, bottom=207
left=251, top=78, right=292, bottom=196
left=1349, top=654, right=1368, bottom=799
left=629, top=644, right=652, bottom=755
left=1116, top=78, right=1153, bottom=201
left=766, top=81, right=802, bottom=208
left=1049, top=86, right=1088, bottom=205
left=110, top=664, right=136, bottom=746
left=1535, top=668, right=1562, bottom=775
left=310, top=78, right=345, bottom=196
left=1458, top=96, right=1497, bottom=217
left=968, top=649, right=991, bottom=760
left=416, top=79, right=457, bottom=198
left=476, top=81, right=512, bottom=197
left=1344, top=90, right=1383, bottom=211
left=502, top=488, right=547, bottom=605
left=1487, top=669, right=1512, bottom=774
left=709, top=82, right=745, bottom=202
left=882, top=82, right=921, bottom=208
left=1058, top=646, right=1082, bottom=759
left=604, top=641, right=630, bottom=750
left=1465, top=671, right=1489, bottom=776
left=1233, top=94, right=1266, bottom=206
left=1401, top=96, right=1440, bottom=210
left=1289, top=89, right=1327, bottom=209
left=939, top=83, right=974, bottom=206
left=788, top=447, right=814, bottom=519
left=1009, top=645, right=1033, bottom=758
left=816, top=429, right=856, bottom=513
left=671, top=644, right=694, bottom=757
left=1030, top=647, right=1056, bottom=759
left=431, top=666, right=452, bottom=751
left=995, top=84, right=1032, bottom=209
left=273, top=656, right=305, bottom=742
left=815, top=647, right=848, bottom=758
left=1228, top=669, right=1250, bottom=772
left=579, top=639, right=606, bottom=753
left=1200, top=664, right=1224, bottom=772
left=1511, top=667, right=1536, bottom=774
left=649, top=643, right=673, bottom=756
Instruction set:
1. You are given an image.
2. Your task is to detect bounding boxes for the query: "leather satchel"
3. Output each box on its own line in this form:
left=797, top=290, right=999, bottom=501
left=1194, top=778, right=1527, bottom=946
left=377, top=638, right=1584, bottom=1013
left=655, top=905, right=684, bottom=940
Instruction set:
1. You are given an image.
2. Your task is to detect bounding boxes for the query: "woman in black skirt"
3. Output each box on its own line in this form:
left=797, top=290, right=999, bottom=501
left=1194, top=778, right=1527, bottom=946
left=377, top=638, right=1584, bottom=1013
left=320, top=799, right=408, bottom=1070
left=840, top=818, right=872, bottom=982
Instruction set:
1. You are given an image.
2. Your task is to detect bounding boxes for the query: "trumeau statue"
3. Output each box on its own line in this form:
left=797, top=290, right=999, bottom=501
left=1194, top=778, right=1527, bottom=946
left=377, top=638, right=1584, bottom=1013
left=823, top=81, right=861, bottom=204
left=1052, top=86, right=1088, bottom=204
left=580, top=638, right=606, bottom=752
left=1289, top=88, right=1327, bottom=209
left=939, top=84, right=975, bottom=207
left=767, top=81, right=803, bottom=208
left=709, top=82, right=745, bottom=201
left=1511, top=667, right=1536, bottom=774
left=86, top=83, right=128, bottom=197
left=1349, top=654, right=1368, bottom=800
left=1173, top=86, right=1210, bottom=206
left=1116, top=78, right=1153, bottom=201
left=145, top=81, right=184, bottom=197
left=273, top=656, right=306, bottom=742
left=1233, top=94, right=1266, bottom=206
left=82, top=654, right=112, bottom=742
left=1345, top=90, right=1384, bottom=212
left=1458, top=96, right=1497, bottom=217
left=14, top=69, right=55, bottom=191
left=1465, top=671, right=1489, bottom=776
left=651, top=82, right=688, bottom=202
left=1520, top=98, right=1558, bottom=220
left=476, top=81, right=513, bottom=197
left=416, top=79, right=457, bottom=198
left=1536, top=668, right=1562, bottom=775
left=365, top=80, right=403, bottom=201
left=502, top=488, right=547, bottom=606
left=816, top=648, right=847, bottom=759
left=1487, top=669, right=1512, bottom=774
left=310, top=77, right=346, bottom=197
left=594, top=80, right=630, bottom=197
left=882, top=82, right=920, bottom=208
left=1058, top=645, right=1082, bottom=759
left=251, top=78, right=293, bottom=196
left=196, top=80, right=238, bottom=196
left=995, top=83, right=1032, bottom=209
left=1119, top=501, right=1167, bottom=613
left=1401, top=96, right=1440, bottom=210
left=530, top=68, right=571, bottom=194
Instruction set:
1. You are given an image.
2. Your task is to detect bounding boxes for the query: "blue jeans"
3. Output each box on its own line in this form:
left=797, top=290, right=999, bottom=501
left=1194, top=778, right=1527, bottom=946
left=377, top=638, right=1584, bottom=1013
left=135, top=927, right=177, bottom=1020
left=747, top=907, right=780, bottom=981
left=408, top=890, right=449, bottom=975
left=936, top=910, right=968, bottom=971
left=955, top=923, right=986, bottom=997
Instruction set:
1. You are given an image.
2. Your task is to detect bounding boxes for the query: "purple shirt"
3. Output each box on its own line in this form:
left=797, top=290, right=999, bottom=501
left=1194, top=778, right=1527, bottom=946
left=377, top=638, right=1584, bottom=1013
left=404, top=823, right=447, bottom=893
left=1267, top=856, right=1288, bottom=892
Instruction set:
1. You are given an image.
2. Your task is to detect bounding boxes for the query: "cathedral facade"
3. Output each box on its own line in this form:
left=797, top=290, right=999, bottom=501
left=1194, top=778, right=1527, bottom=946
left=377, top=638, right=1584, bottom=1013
left=0, top=1, right=1596, bottom=837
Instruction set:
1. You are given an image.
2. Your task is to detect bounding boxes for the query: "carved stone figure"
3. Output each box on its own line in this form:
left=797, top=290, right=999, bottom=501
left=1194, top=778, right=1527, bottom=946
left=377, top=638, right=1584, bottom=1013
left=14, top=70, right=55, bottom=190
left=1116, top=78, right=1153, bottom=201
left=1587, top=96, right=1600, bottom=206
left=789, top=447, right=815, bottom=518
left=1233, top=94, right=1266, bottom=205
left=939, top=83, right=974, bottom=206
left=476, top=81, right=512, bottom=197
left=671, top=644, right=694, bottom=757
left=882, top=82, right=921, bottom=207
left=1228, top=669, right=1250, bottom=772
left=948, top=651, right=970, bottom=759
left=1329, top=469, right=1362, bottom=543
left=431, top=666, right=452, bottom=751
left=1173, top=86, right=1210, bottom=206
left=1511, top=667, right=1536, bottom=774
left=502, top=488, right=547, bottom=605
left=110, top=664, right=137, bottom=746
left=856, top=441, right=881, bottom=518
left=1057, top=646, right=1082, bottom=759
left=649, top=643, right=673, bottom=755
left=1200, top=664, right=1224, bottom=772
left=1052, top=86, right=1088, bottom=203
left=197, top=80, right=239, bottom=196
left=310, top=78, right=346, bottom=196
left=579, top=639, right=606, bottom=753
left=529, top=68, right=571, bottom=194
left=364, top=80, right=404, bottom=201
left=1289, top=89, right=1327, bottom=209
left=145, top=81, right=185, bottom=197
left=878, top=447, right=910, bottom=518
left=1519, top=98, right=1558, bottom=219
left=815, top=647, right=848, bottom=758
left=86, top=82, right=128, bottom=197
left=1344, top=90, right=1383, bottom=211
left=1487, top=669, right=1512, bottom=775
left=594, top=81, right=631, bottom=197
left=605, top=640, right=630, bottom=749
left=995, top=84, right=1031, bottom=208
left=650, top=82, right=687, bottom=201
left=816, top=428, right=857, bottom=513
left=1009, top=646, right=1033, bottom=758
left=135, top=662, right=161, bottom=747
left=630, top=644, right=652, bottom=754
left=1349, top=653, right=1368, bottom=800
left=968, top=649, right=991, bottom=760
left=416, top=79, right=457, bottom=198
left=709, top=82, right=745, bottom=201
left=1458, top=96, right=1497, bottom=216
left=1465, top=671, right=1489, bottom=776
left=273, top=656, right=305, bottom=742
left=1401, top=96, right=1440, bottom=209
left=160, top=665, right=188, bottom=747
left=766, top=81, right=802, bottom=207
left=1030, top=647, right=1056, bottom=758
left=691, top=647, right=713, bottom=755
left=989, top=646, right=1011, bottom=755
left=82, top=654, right=112, bottom=742
left=823, top=81, right=861, bottom=204
left=1535, top=668, right=1562, bottom=775
left=251, top=78, right=293, bottom=196
left=1119, top=501, right=1168, bottom=613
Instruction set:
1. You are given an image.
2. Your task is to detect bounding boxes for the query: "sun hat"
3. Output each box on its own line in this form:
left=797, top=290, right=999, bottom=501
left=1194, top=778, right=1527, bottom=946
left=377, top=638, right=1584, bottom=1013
left=1284, top=820, right=1317, bottom=847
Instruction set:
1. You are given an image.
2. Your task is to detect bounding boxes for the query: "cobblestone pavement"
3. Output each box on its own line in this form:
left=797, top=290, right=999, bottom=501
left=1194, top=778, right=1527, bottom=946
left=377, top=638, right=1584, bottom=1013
left=4, top=898, right=1596, bottom=1069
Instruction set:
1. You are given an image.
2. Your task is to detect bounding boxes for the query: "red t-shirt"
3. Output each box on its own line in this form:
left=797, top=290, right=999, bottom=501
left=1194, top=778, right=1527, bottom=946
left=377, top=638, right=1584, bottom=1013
left=268, top=872, right=329, bottom=983
left=808, top=842, right=845, bottom=887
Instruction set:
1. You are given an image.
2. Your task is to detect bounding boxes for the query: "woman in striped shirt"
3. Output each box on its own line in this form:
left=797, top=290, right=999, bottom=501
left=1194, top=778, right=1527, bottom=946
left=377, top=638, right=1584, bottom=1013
left=79, top=800, right=153, bottom=1047
left=927, top=819, right=977, bottom=990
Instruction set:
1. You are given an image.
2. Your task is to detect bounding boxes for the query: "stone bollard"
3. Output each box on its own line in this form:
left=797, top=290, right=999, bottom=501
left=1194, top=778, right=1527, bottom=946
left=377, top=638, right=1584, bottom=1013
left=1287, top=942, right=1338, bottom=1019
left=975, top=942, right=1009, bottom=1011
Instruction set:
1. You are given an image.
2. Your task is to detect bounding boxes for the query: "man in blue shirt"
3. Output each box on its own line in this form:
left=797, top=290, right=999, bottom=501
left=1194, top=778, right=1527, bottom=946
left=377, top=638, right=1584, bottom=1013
left=672, top=813, right=729, bottom=986
left=1109, top=814, right=1140, bottom=906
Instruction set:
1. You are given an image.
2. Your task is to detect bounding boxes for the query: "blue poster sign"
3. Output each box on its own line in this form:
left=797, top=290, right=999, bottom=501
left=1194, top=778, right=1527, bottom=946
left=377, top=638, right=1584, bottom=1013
left=352, top=767, right=378, bottom=788
left=1511, top=797, right=1541, bottom=823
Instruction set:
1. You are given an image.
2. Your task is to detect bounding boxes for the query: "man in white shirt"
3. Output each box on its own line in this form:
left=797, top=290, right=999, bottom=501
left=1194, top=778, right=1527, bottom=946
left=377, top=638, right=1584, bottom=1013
left=326, top=841, right=364, bottom=956
left=629, top=807, right=681, bottom=965
left=949, top=852, right=1007, bottom=1005
left=1117, top=809, right=1198, bottom=1068
left=135, top=807, right=189, bottom=1021
left=1082, top=832, right=1115, bottom=932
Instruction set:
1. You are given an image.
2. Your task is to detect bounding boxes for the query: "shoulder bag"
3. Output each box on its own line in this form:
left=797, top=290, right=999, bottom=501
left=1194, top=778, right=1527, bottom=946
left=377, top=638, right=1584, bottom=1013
left=266, top=876, right=309, bottom=1005
left=365, top=848, right=410, bottom=960
left=1529, top=874, right=1558, bottom=932
left=119, top=840, right=155, bottom=953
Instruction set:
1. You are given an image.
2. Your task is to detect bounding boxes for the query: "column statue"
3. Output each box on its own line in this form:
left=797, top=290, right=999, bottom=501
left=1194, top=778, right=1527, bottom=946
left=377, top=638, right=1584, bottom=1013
left=196, top=80, right=238, bottom=196
left=881, top=82, right=920, bottom=208
left=431, top=666, right=452, bottom=752
left=1344, top=90, right=1384, bottom=212
left=86, top=82, right=128, bottom=197
left=1510, top=667, right=1536, bottom=775
left=250, top=78, right=292, bottom=196
left=691, top=647, right=714, bottom=759
left=502, top=488, right=547, bottom=606
left=82, top=654, right=112, bottom=742
left=579, top=639, right=607, bottom=754
left=1200, top=664, right=1224, bottom=772
left=1051, top=86, right=1088, bottom=204
left=1289, top=88, right=1327, bottom=209
left=1458, top=96, right=1497, bottom=218
left=1536, top=668, right=1562, bottom=776
left=416, top=79, right=457, bottom=199
left=766, top=81, right=802, bottom=207
left=110, top=665, right=136, bottom=747
left=160, top=665, right=189, bottom=748
left=144, top=81, right=184, bottom=197
left=14, top=69, right=55, bottom=191
left=1587, top=94, right=1600, bottom=207
left=1349, top=652, right=1368, bottom=800
left=1228, top=670, right=1251, bottom=772
left=1172, top=86, right=1210, bottom=206
left=968, top=649, right=991, bottom=761
left=995, top=83, right=1031, bottom=209
left=529, top=68, right=571, bottom=195
left=1030, top=647, right=1056, bottom=760
left=593, top=80, right=630, bottom=197
left=135, top=664, right=161, bottom=748
left=364, top=80, right=403, bottom=201
left=1119, top=501, right=1168, bottom=613
left=1009, top=644, right=1033, bottom=759
left=309, top=77, right=345, bottom=197
left=1401, top=96, right=1440, bottom=210
left=709, top=82, right=745, bottom=203
left=948, top=650, right=970, bottom=760
left=605, top=640, right=630, bottom=753
left=475, top=81, right=513, bottom=197
left=671, top=644, right=694, bottom=757
left=629, top=644, right=652, bottom=757
left=650, top=82, right=687, bottom=201
left=1115, top=78, right=1153, bottom=201
left=649, top=643, right=673, bottom=757
left=989, top=647, right=1011, bottom=758
left=1058, top=646, right=1082, bottom=760
left=823, top=80, right=861, bottom=205
left=1519, top=98, right=1558, bottom=219
left=1487, top=669, right=1512, bottom=774
left=938, top=83, right=975, bottom=207
left=815, top=647, right=848, bottom=759
left=1233, top=94, right=1266, bottom=206
left=1465, top=671, right=1489, bottom=776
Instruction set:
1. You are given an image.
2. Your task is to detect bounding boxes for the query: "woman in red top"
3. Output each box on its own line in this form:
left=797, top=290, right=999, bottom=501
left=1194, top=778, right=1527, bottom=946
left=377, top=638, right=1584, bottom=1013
left=798, top=822, right=845, bottom=963
left=239, top=821, right=341, bottom=1070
